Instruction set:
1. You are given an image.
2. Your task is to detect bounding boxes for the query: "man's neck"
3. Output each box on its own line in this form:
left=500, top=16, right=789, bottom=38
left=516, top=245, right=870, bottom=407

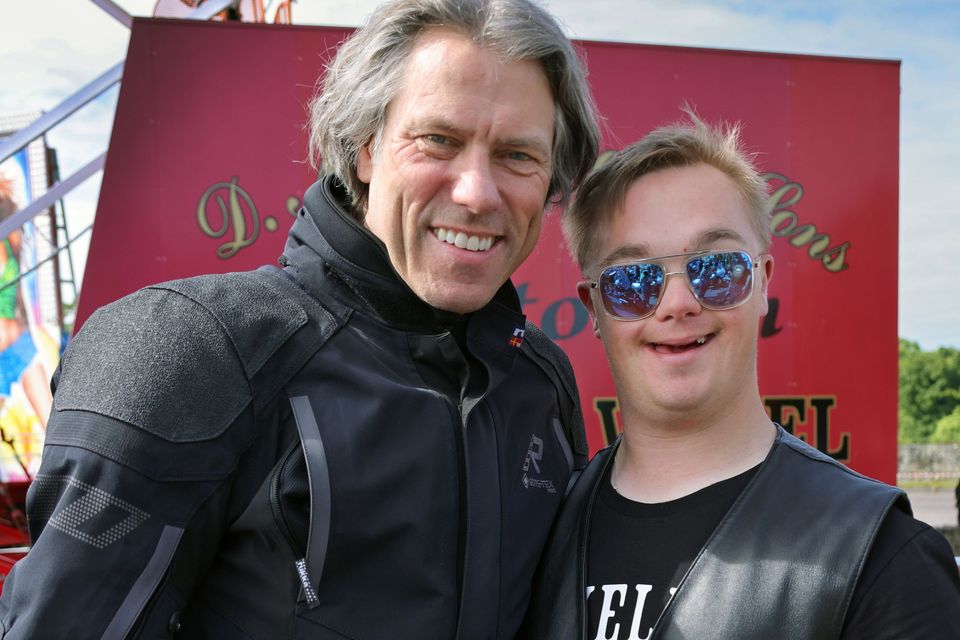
left=611, top=398, right=775, bottom=504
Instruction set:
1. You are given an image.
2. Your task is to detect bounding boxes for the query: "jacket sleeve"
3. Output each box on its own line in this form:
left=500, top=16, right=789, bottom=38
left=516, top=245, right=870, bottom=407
left=0, top=286, right=257, bottom=639
left=0, top=429, right=233, bottom=639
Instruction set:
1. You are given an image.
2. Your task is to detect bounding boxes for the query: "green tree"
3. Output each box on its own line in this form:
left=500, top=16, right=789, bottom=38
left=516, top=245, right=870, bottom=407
left=931, top=406, right=960, bottom=443
left=899, top=338, right=960, bottom=443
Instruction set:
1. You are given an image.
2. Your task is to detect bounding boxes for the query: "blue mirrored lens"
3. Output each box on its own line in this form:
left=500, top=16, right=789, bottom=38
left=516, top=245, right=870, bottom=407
left=686, top=251, right=753, bottom=308
left=599, top=263, right=664, bottom=319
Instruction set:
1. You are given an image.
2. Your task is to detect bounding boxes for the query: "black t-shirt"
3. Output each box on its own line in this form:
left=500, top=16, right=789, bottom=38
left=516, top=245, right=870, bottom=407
left=587, top=464, right=960, bottom=639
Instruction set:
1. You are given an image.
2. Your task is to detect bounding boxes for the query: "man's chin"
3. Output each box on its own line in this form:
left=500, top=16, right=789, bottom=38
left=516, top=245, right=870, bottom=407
left=416, top=282, right=499, bottom=315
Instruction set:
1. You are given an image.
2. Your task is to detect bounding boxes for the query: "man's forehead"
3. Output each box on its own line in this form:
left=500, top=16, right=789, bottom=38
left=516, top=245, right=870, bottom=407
left=399, top=27, right=552, bottom=100
left=403, top=27, right=503, bottom=76
left=596, top=227, right=750, bottom=267
left=384, top=30, right=556, bottom=146
left=407, top=26, right=522, bottom=65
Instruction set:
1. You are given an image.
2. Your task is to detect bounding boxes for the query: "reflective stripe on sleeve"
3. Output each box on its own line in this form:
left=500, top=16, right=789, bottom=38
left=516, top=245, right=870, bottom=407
left=101, top=525, right=184, bottom=640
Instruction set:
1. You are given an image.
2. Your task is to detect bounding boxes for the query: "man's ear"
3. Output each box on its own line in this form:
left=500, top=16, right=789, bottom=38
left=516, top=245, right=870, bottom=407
left=577, top=281, right=602, bottom=339
left=357, top=142, right=374, bottom=184
left=758, top=254, right=774, bottom=316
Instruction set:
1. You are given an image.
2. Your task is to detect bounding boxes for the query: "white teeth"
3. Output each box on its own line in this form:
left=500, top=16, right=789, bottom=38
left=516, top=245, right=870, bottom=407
left=696, top=337, right=706, bottom=345
left=434, top=228, right=495, bottom=252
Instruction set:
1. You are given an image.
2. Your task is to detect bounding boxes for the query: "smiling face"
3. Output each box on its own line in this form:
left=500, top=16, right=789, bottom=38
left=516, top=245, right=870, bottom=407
left=356, top=29, right=556, bottom=314
left=578, top=163, right=774, bottom=428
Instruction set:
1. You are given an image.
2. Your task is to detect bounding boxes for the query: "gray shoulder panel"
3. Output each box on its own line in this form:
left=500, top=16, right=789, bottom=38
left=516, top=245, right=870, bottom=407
left=154, top=271, right=307, bottom=380
left=54, top=271, right=311, bottom=443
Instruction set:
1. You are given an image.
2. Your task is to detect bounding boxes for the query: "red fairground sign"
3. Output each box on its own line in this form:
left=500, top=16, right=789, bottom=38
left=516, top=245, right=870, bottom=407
left=79, top=19, right=898, bottom=481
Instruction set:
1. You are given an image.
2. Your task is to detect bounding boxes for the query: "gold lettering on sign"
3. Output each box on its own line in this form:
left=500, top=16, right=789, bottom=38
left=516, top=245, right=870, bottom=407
left=286, top=196, right=301, bottom=218
left=592, top=394, right=850, bottom=461
left=762, top=173, right=850, bottom=273
left=763, top=395, right=850, bottom=461
left=593, top=397, right=621, bottom=446
left=197, top=177, right=261, bottom=259
left=197, top=178, right=301, bottom=259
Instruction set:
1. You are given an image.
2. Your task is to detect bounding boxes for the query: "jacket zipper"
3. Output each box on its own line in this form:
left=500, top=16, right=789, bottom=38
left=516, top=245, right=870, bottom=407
left=269, top=440, right=305, bottom=558
left=454, top=358, right=496, bottom=639
left=268, top=439, right=317, bottom=605
left=451, top=398, right=469, bottom=639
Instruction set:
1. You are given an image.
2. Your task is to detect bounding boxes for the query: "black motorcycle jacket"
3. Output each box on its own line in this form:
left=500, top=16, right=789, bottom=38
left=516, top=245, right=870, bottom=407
left=0, top=177, right=588, bottom=639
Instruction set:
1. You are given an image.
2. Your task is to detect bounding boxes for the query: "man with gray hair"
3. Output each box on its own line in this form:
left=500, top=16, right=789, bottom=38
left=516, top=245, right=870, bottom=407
left=0, top=0, right=600, bottom=637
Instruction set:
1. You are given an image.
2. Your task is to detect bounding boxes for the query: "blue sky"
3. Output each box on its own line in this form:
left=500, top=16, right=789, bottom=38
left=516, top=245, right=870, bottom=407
left=2, top=0, right=958, bottom=349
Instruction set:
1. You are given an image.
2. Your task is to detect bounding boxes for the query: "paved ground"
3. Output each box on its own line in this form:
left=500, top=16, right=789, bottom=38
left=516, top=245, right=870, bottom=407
left=902, top=487, right=959, bottom=529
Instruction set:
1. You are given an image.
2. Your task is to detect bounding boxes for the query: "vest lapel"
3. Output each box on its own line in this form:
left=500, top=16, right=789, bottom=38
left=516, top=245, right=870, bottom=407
left=652, top=427, right=905, bottom=640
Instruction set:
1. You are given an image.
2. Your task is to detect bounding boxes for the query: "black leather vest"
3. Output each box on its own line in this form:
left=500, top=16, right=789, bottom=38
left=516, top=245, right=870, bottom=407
left=521, top=426, right=910, bottom=639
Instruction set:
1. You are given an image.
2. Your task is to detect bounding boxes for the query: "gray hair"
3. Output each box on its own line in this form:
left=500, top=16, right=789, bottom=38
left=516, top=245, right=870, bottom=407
left=308, top=0, right=600, bottom=217
left=565, top=109, right=771, bottom=271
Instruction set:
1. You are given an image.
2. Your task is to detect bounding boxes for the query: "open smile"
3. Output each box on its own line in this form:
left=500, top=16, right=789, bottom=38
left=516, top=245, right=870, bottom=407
left=648, top=333, right=715, bottom=355
left=433, top=227, right=498, bottom=252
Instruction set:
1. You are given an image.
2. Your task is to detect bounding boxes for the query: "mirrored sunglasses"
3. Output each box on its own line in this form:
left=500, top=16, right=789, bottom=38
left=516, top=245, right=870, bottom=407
left=588, top=250, right=762, bottom=321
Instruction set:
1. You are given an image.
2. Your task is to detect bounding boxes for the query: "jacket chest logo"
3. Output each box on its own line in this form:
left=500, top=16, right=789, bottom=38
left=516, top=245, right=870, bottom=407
left=522, top=434, right=556, bottom=494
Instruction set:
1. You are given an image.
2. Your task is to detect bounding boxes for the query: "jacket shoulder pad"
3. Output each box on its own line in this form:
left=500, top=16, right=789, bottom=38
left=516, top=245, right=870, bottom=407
left=54, top=271, right=311, bottom=443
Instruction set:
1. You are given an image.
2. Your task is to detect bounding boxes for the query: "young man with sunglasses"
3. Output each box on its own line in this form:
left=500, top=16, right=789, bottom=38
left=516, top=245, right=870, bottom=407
left=521, top=115, right=960, bottom=639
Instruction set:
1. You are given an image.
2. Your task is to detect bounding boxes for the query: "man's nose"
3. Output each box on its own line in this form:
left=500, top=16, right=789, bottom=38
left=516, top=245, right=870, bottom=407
left=451, top=150, right=502, bottom=214
left=653, top=272, right=702, bottom=320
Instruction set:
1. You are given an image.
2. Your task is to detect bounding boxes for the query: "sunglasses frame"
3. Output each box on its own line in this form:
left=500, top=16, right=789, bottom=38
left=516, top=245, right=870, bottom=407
left=586, top=249, right=767, bottom=321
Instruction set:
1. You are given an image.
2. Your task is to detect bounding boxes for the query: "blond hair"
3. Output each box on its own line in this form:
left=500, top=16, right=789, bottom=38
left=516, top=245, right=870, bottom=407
left=565, top=109, right=770, bottom=270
